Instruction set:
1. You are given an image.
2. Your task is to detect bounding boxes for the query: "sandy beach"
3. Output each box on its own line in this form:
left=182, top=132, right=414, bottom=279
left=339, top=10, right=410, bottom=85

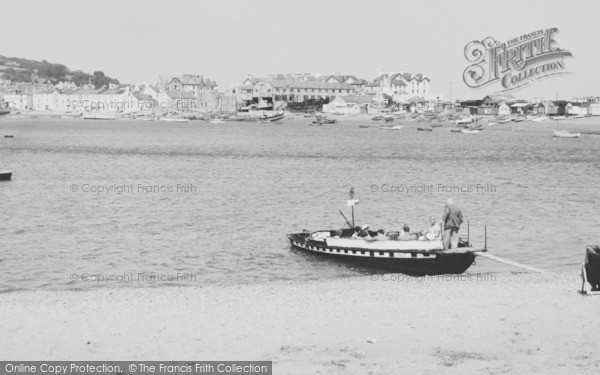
left=0, top=272, right=597, bottom=374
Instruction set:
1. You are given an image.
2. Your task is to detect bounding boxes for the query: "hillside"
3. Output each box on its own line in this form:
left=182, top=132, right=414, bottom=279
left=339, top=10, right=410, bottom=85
left=0, top=54, right=120, bottom=88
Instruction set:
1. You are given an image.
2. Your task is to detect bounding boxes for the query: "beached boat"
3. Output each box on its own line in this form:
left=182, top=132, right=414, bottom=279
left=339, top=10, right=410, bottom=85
left=512, top=117, right=525, bottom=122
left=380, top=125, right=403, bottom=130
left=461, top=129, right=479, bottom=134
left=551, top=115, right=567, bottom=120
left=553, top=130, right=581, bottom=138
left=288, top=231, right=482, bottom=275
left=498, top=118, right=512, bottom=124
left=0, top=170, right=12, bottom=181
left=312, top=117, right=336, bottom=125
left=261, top=113, right=285, bottom=122
left=531, top=116, right=547, bottom=122
left=456, top=117, right=475, bottom=125
left=209, top=119, right=224, bottom=124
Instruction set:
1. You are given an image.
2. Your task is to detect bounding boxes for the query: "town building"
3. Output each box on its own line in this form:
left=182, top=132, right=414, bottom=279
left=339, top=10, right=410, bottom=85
left=371, top=72, right=430, bottom=96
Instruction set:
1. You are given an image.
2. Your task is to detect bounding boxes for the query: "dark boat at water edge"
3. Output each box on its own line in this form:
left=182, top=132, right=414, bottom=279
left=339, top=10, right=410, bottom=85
left=288, top=189, right=486, bottom=276
left=288, top=231, right=480, bottom=275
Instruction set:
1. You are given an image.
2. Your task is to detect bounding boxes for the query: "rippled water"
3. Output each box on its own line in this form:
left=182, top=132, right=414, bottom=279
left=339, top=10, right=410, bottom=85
left=0, top=117, right=599, bottom=292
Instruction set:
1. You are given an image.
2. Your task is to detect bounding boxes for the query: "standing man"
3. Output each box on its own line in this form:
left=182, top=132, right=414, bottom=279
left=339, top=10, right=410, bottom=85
left=442, top=198, right=463, bottom=251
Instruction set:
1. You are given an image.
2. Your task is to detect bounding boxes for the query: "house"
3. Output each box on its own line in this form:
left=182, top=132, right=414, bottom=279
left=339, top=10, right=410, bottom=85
left=589, top=103, right=600, bottom=116
left=481, top=93, right=517, bottom=106
left=168, top=74, right=216, bottom=96
left=544, top=101, right=558, bottom=115
left=167, top=74, right=217, bottom=109
left=498, top=101, right=511, bottom=116
left=510, top=102, right=530, bottom=115
left=166, top=91, right=197, bottom=112
left=2, top=90, right=32, bottom=110
left=132, top=92, right=157, bottom=112
left=324, top=95, right=372, bottom=114
left=32, top=88, right=60, bottom=110
left=250, top=79, right=355, bottom=104
left=372, top=72, right=430, bottom=96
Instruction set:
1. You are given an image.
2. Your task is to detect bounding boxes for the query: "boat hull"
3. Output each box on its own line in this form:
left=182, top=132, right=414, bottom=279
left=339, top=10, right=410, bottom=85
left=288, top=233, right=476, bottom=275
left=0, top=170, right=12, bottom=181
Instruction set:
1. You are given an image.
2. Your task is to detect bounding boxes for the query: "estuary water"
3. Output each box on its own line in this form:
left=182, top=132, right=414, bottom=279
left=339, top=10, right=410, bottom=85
left=0, top=117, right=599, bottom=292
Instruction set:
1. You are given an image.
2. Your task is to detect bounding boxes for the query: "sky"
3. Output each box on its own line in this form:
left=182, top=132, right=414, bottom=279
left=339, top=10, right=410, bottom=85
left=1, top=0, right=599, bottom=100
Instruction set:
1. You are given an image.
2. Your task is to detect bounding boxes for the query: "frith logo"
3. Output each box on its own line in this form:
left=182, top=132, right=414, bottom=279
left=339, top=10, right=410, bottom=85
left=463, top=28, right=572, bottom=91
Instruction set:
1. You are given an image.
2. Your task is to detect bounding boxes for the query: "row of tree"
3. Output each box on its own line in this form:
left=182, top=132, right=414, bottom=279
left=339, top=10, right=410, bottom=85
left=1, top=56, right=119, bottom=88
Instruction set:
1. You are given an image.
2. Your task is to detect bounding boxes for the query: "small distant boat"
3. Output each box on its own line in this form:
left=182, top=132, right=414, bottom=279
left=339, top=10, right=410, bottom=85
left=512, top=117, right=525, bottom=122
left=431, top=123, right=442, bottom=128
left=417, top=127, right=433, bottom=131
left=456, top=117, right=475, bottom=125
left=83, top=113, right=115, bottom=120
left=498, top=118, right=512, bottom=124
left=468, top=124, right=483, bottom=131
left=553, top=130, right=581, bottom=138
left=312, top=117, right=336, bottom=125
left=574, top=114, right=585, bottom=118
left=380, top=125, right=403, bottom=130
left=461, top=129, right=479, bottom=134
left=450, top=128, right=462, bottom=133
left=383, top=115, right=394, bottom=122
left=487, top=122, right=498, bottom=126
left=4, top=134, right=14, bottom=138
left=0, top=170, right=12, bottom=181
left=160, top=117, right=188, bottom=122
left=371, top=116, right=383, bottom=121
left=552, top=115, right=567, bottom=120
left=531, top=116, right=547, bottom=122
left=358, top=125, right=370, bottom=129
left=209, top=119, right=224, bottom=124
left=260, top=112, right=285, bottom=123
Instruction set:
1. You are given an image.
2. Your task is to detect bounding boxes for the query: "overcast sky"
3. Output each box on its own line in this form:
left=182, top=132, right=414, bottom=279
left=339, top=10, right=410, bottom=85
left=1, top=0, right=599, bottom=99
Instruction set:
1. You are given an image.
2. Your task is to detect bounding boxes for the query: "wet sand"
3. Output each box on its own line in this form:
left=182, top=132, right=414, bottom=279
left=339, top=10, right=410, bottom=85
left=0, top=272, right=597, bottom=374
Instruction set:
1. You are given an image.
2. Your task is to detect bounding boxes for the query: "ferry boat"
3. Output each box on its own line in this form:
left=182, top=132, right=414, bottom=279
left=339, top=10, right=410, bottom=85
left=288, top=190, right=486, bottom=275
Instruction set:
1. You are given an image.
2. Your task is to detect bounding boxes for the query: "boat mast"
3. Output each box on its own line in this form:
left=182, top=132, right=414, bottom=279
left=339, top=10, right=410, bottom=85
left=349, top=188, right=356, bottom=227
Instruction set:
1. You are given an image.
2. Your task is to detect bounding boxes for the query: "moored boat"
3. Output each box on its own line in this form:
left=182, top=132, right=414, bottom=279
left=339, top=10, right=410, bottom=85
left=160, top=117, right=189, bottom=122
left=380, top=125, right=403, bottom=130
left=498, top=118, right=512, bottom=124
left=0, top=170, right=12, bottom=181
left=456, top=117, right=475, bottom=125
left=461, top=129, right=479, bottom=134
left=553, top=130, right=581, bottom=138
left=531, top=116, right=547, bottom=122
left=417, top=127, right=433, bottom=131
left=83, top=113, right=116, bottom=120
